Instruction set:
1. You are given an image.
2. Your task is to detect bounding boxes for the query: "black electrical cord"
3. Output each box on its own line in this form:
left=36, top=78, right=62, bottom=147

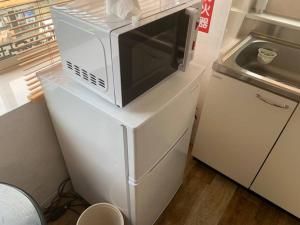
left=43, top=178, right=90, bottom=222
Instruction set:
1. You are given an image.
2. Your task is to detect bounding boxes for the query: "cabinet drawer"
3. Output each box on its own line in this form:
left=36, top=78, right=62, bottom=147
left=193, top=72, right=297, bottom=187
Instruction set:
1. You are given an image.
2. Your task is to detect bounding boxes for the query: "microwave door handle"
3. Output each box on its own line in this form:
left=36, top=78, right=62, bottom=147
left=179, top=7, right=200, bottom=72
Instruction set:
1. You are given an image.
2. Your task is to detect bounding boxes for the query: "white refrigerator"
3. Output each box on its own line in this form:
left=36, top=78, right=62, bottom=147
left=39, top=63, right=204, bottom=225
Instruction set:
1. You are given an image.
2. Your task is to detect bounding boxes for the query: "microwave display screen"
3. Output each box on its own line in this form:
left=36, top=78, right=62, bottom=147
left=119, top=9, right=189, bottom=105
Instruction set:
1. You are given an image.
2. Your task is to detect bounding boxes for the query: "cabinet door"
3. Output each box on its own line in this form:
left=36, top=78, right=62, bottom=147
left=251, top=105, right=300, bottom=218
left=193, top=72, right=297, bottom=187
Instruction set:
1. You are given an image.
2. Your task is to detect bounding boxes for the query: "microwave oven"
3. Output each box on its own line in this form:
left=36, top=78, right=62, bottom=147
left=52, top=0, right=201, bottom=107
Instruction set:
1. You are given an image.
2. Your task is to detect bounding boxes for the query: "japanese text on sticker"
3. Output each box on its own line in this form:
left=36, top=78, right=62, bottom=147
left=198, top=0, right=215, bottom=33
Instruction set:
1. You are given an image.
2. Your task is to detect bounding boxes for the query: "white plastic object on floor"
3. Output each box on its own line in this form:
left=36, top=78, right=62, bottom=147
left=77, top=203, right=124, bottom=225
left=257, top=48, right=278, bottom=64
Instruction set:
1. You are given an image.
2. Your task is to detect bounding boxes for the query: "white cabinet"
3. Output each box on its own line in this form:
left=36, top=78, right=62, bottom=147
left=193, top=72, right=297, bottom=187
left=251, top=105, right=300, bottom=218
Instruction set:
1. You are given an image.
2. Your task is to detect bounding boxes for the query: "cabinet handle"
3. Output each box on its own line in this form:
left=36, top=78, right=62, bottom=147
left=256, top=94, right=289, bottom=109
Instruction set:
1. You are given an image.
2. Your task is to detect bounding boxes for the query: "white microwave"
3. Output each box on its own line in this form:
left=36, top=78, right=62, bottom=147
left=52, top=0, right=201, bottom=107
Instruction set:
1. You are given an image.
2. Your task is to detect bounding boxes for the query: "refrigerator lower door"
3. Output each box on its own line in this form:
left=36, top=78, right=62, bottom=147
left=129, top=130, right=190, bottom=225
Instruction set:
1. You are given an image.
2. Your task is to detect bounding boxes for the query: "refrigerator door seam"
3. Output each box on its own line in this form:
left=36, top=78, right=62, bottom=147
left=121, top=124, right=132, bottom=224
left=128, top=129, right=188, bottom=186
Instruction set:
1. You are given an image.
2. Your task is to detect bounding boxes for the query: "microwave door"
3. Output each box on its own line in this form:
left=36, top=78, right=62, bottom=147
left=178, top=7, right=201, bottom=72
left=118, top=9, right=194, bottom=106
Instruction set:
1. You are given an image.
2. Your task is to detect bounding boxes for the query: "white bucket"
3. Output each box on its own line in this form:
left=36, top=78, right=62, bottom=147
left=77, top=203, right=124, bottom=225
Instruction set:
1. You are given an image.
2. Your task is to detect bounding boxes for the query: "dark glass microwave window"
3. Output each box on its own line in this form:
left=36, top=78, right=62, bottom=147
left=119, top=9, right=189, bottom=106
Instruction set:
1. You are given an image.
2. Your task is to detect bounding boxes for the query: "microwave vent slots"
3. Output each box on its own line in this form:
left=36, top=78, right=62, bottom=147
left=74, top=65, right=80, bottom=77
left=98, top=78, right=105, bottom=88
left=65, top=61, right=106, bottom=90
left=67, top=61, right=73, bottom=70
left=90, top=74, right=97, bottom=86
left=82, top=69, right=89, bottom=81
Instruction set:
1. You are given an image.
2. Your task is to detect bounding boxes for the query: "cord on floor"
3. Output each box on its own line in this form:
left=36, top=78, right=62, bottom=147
left=43, top=178, right=90, bottom=222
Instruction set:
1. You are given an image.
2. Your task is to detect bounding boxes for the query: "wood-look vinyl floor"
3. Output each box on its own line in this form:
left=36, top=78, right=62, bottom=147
left=49, top=158, right=300, bottom=225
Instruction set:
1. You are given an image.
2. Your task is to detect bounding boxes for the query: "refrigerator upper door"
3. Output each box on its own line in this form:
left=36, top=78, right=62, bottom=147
left=129, top=130, right=190, bottom=225
left=126, top=66, right=202, bottom=182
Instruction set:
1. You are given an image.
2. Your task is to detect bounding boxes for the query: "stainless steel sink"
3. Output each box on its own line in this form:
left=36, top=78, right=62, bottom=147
left=214, top=34, right=300, bottom=101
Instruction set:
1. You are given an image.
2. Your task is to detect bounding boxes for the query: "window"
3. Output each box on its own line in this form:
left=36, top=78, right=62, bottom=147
left=0, top=0, right=161, bottom=115
left=0, top=0, right=72, bottom=114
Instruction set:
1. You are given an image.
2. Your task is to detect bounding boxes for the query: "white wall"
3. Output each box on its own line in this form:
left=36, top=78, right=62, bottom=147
left=192, top=0, right=231, bottom=112
left=222, top=0, right=255, bottom=51
left=0, top=99, right=68, bottom=206
left=192, top=0, right=256, bottom=107
left=190, top=0, right=232, bottom=142
left=193, top=0, right=232, bottom=67
left=191, top=0, right=257, bottom=142
left=266, top=0, right=300, bottom=20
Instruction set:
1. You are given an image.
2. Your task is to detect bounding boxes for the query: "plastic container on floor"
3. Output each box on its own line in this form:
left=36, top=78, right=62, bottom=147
left=77, top=203, right=124, bottom=225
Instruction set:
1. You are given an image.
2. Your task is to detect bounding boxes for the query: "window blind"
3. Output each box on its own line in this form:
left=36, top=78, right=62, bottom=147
left=16, top=0, right=158, bottom=100
left=0, top=0, right=163, bottom=100
left=0, top=0, right=72, bottom=100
